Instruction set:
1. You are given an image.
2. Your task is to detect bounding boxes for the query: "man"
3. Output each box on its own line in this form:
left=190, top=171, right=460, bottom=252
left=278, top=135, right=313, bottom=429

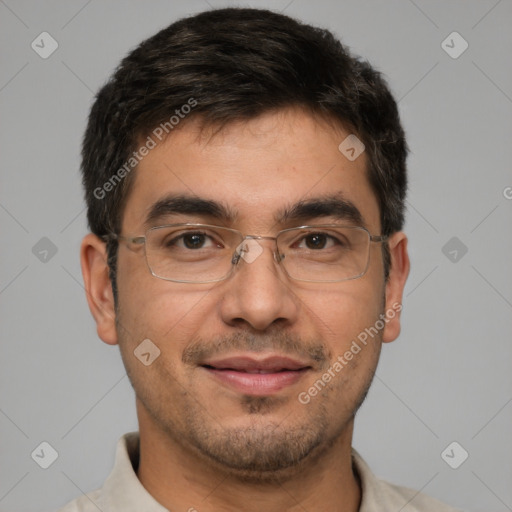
left=59, top=7, right=460, bottom=512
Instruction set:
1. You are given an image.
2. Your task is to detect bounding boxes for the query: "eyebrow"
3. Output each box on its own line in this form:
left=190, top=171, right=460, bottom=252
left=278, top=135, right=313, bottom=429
left=144, top=195, right=237, bottom=227
left=143, top=193, right=364, bottom=229
left=277, top=195, right=364, bottom=227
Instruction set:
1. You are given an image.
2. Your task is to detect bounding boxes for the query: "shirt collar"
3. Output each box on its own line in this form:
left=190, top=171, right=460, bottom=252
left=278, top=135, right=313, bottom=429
left=100, top=432, right=168, bottom=511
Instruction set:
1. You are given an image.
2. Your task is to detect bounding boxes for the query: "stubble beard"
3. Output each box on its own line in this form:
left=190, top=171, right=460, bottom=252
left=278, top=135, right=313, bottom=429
left=138, top=361, right=378, bottom=484
left=183, top=399, right=330, bottom=483
left=119, top=322, right=381, bottom=484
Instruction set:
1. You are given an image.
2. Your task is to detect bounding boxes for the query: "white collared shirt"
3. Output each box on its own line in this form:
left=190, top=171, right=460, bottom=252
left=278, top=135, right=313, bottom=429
left=58, top=432, right=461, bottom=512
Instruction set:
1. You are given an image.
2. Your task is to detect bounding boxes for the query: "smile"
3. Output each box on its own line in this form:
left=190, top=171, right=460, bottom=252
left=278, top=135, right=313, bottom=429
left=200, top=355, right=312, bottom=395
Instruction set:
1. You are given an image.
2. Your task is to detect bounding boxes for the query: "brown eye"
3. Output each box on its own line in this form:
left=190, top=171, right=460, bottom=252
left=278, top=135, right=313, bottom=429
left=304, top=234, right=328, bottom=249
left=164, top=231, right=217, bottom=250
left=182, top=233, right=207, bottom=249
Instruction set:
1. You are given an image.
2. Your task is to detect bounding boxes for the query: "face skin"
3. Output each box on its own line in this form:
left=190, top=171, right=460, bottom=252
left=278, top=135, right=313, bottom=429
left=81, top=107, right=409, bottom=512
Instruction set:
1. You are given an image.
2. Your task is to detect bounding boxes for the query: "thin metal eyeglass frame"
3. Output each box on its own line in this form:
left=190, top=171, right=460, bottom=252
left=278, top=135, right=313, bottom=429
left=105, top=223, right=389, bottom=284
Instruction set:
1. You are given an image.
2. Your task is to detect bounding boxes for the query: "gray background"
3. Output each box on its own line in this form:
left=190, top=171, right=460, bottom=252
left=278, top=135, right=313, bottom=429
left=1, top=1, right=511, bottom=511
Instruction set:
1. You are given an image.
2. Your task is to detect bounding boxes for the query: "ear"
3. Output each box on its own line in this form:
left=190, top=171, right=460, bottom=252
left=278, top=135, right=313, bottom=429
left=80, top=233, right=118, bottom=345
left=382, top=231, right=410, bottom=343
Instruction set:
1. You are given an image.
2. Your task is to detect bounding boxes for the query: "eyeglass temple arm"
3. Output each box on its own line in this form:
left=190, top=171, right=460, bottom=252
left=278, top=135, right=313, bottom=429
left=370, top=235, right=388, bottom=243
left=101, top=233, right=145, bottom=245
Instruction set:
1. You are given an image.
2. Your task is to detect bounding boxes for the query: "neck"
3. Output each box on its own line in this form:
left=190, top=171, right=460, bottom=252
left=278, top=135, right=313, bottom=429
left=136, top=404, right=361, bottom=512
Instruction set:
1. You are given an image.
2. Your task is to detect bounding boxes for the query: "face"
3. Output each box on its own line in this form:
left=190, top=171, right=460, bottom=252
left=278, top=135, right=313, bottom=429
left=83, top=107, right=408, bottom=481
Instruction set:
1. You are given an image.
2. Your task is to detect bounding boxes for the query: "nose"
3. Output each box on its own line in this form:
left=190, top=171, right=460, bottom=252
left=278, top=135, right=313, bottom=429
left=219, top=238, right=300, bottom=331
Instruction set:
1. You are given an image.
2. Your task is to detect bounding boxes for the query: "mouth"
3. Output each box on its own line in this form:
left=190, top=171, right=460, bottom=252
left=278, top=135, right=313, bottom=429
left=200, top=355, right=312, bottom=395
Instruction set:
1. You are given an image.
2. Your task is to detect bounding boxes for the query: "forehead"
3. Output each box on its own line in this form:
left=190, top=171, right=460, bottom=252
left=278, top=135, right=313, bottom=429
left=121, top=108, right=380, bottom=233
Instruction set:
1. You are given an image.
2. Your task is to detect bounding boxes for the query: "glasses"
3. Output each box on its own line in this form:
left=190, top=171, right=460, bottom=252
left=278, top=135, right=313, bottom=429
left=106, top=223, right=388, bottom=284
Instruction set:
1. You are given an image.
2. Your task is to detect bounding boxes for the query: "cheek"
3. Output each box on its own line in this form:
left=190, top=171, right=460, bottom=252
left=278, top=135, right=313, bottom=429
left=114, top=280, right=212, bottom=403
left=118, top=261, right=220, bottom=373
left=119, top=281, right=214, bottom=343
left=299, top=277, right=384, bottom=349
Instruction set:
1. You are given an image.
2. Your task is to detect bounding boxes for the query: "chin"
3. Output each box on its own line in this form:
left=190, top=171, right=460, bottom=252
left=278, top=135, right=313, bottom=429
left=181, top=406, right=342, bottom=483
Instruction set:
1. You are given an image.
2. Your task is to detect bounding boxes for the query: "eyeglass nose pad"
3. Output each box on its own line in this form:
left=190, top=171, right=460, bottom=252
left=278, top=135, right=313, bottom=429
left=232, top=239, right=250, bottom=266
left=232, top=242, right=283, bottom=266
left=231, top=251, right=242, bottom=266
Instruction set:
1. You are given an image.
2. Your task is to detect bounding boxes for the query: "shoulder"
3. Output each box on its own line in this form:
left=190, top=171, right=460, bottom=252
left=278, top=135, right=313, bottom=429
left=376, top=479, right=463, bottom=512
left=352, top=449, right=463, bottom=512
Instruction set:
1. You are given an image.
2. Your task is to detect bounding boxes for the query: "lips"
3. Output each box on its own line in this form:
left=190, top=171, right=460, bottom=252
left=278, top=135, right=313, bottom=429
left=203, top=355, right=309, bottom=372
left=200, top=355, right=312, bottom=395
